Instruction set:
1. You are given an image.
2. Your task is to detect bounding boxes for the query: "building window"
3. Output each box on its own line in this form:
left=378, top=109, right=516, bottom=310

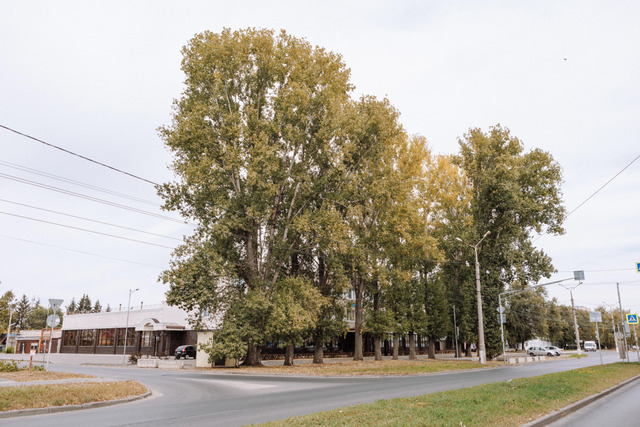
left=79, top=329, right=95, bottom=346
left=116, top=328, right=136, bottom=347
left=98, top=329, right=115, bottom=346
left=141, top=331, right=152, bottom=347
left=62, top=330, right=78, bottom=346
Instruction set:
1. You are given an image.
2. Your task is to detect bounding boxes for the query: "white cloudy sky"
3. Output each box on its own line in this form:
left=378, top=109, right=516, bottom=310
left=1, top=1, right=638, bottom=314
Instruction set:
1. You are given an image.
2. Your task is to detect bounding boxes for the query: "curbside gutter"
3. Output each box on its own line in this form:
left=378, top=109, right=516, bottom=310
left=522, top=374, right=640, bottom=427
left=0, top=389, right=151, bottom=419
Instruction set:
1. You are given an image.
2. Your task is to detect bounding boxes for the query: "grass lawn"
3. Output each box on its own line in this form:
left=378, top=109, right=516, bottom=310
left=214, top=358, right=494, bottom=376
left=0, top=381, right=148, bottom=412
left=264, top=362, right=640, bottom=426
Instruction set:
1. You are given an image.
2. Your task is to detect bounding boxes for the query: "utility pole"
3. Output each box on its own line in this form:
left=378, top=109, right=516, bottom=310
left=617, top=282, right=629, bottom=363
left=452, top=306, right=459, bottom=358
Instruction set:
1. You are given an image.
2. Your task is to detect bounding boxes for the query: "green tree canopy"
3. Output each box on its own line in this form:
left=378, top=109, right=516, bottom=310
left=159, top=28, right=354, bottom=365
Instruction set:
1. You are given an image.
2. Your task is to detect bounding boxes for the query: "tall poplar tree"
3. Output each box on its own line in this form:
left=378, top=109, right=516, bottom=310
left=159, top=28, right=354, bottom=365
left=454, top=125, right=565, bottom=358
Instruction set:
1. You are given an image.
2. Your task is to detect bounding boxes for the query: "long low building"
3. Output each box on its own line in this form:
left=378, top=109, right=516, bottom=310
left=60, top=302, right=197, bottom=357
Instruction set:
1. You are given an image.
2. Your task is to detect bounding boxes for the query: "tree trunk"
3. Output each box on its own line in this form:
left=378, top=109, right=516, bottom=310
left=428, top=338, right=436, bottom=359
left=465, top=343, right=472, bottom=357
left=374, top=334, right=382, bottom=361
left=393, top=333, right=400, bottom=360
left=313, top=334, right=324, bottom=364
left=353, top=277, right=364, bottom=361
left=242, top=343, right=262, bottom=366
left=408, top=332, right=416, bottom=360
left=284, top=344, right=295, bottom=366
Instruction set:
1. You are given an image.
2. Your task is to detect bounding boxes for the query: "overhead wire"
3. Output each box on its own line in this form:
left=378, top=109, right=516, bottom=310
left=0, top=211, right=175, bottom=249
left=0, top=159, right=159, bottom=206
left=0, top=124, right=159, bottom=185
left=0, top=172, right=191, bottom=225
left=534, top=153, right=640, bottom=242
left=0, top=234, right=164, bottom=268
left=0, top=198, right=182, bottom=242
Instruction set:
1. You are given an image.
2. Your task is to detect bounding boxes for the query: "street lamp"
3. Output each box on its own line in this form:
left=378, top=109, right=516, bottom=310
left=457, top=231, right=491, bottom=364
left=602, top=301, right=619, bottom=353
left=498, top=271, right=584, bottom=363
left=123, top=288, right=139, bottom=365
left=559, top=282, right=582, bottom=355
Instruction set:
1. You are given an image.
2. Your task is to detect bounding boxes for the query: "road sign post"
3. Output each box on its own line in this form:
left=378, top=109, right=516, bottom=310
left=45, top=298, right=63, bottom=371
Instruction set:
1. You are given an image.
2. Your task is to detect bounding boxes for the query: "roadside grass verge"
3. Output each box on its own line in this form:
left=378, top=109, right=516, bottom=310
left=0, top=381, right=147, bottom=412
left=0, top=370, right=92, bottom=382
left=217, top=359, right=494, bottom=376
left=265, top=362, right=640, bottom=426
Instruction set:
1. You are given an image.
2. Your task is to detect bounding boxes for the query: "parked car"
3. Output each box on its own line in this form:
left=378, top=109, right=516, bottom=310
left=583, top=341, right=597, bottom=352
left=175, top=345, right=197, bottom=359
left=546, top=346, right=564, bottom=356
left=527, top=346, right=557, bottom=357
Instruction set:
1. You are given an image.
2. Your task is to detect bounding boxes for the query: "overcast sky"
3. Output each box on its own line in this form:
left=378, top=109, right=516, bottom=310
left=1, top=1, right=638, bottom=316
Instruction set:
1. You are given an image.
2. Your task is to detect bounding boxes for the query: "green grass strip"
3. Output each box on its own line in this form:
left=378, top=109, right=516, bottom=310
left=265, top=362, right=640, bottom=426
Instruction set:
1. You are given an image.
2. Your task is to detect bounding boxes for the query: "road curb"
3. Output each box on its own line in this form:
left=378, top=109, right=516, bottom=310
left=0, top=389, right=151, bottom=419
left=522, top=374, right=640, bottom=426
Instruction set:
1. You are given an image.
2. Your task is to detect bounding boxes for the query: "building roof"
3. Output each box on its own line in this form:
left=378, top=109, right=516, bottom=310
left=61, top=302, right=192, bottom=331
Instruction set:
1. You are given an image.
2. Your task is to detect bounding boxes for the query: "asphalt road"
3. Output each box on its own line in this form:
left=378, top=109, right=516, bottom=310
left=2, top=351, right=627, bottom=426
left=549, top=372, right=640, bottom=426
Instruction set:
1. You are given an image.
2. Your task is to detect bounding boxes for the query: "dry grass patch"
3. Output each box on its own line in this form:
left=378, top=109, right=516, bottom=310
left=0, top=381, right=147, bottom=412
left=0, top=370, right=92, bottom=382
left=214, top=358, right=493, bottom=376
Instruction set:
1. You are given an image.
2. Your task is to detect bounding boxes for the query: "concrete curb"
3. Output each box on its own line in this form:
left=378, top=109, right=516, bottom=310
left=0, top=389, right=151, bottom=419
left=522, top=374, right=640, bottom=426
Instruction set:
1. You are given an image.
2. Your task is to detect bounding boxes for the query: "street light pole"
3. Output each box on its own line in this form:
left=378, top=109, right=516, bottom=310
left=602, top=302, right=619, bottom=353
left=123, top=288, right=139, bottom=365
left=458, top=231, right=490, bottom=364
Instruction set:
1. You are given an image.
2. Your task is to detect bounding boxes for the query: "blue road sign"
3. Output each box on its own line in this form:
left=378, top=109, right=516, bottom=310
left=627, top=314, right=639, bottom=325
left=637, top=262, right=640, bottom=272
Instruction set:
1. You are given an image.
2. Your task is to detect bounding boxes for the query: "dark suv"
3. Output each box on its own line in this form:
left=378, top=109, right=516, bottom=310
left=175, top=345, right=196, bottom=359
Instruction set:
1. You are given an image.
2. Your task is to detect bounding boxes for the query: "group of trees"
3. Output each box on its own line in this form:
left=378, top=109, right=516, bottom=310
left=0, top=288, right=111, bottom=340
left=0, top=290, right=64, bottom=333
left=158, top=28, right=567, bottom=365
left=506, top=291, right=632, bottom=351
left=66, top=294, right=108, bottom=314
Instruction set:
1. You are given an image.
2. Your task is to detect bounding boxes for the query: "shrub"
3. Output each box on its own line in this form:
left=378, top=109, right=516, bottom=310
left=5, top=346, right=14, bottom=354
left=0, top=360, right=20, bottom=372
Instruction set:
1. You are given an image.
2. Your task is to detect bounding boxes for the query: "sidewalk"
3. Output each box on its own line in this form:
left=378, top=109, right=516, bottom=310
left=0, top=352, right=133, bottom=366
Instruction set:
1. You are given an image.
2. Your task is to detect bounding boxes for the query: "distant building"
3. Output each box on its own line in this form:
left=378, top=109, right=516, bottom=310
left=15, top=329, right=62, bottom=354
left=60, top=302, right=197, bottom=357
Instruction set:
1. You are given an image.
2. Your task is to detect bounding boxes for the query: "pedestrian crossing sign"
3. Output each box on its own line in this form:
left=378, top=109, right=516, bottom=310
left=637, top=262, right=640, bottom=272
left=627, top=314, right=639, bottom=324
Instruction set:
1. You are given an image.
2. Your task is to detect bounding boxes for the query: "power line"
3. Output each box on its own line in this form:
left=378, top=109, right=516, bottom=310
left=0, top=159, right=159, bottom=206
left=534, top=153, right=640, bottom=243
left=0, top=234, right=164, bottom=268
left=0, top=172, right=190, bottom=225
left=565, top=154, right=640, bottom=219
left=0, top=198, right=182, bottom=242
left=0, top=124, right=159, bottom=185
left=0, top=211, right=175, bottom=249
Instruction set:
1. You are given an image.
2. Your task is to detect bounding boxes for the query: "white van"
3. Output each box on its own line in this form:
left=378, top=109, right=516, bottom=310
left=584, top=341, right=597, bottom=352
